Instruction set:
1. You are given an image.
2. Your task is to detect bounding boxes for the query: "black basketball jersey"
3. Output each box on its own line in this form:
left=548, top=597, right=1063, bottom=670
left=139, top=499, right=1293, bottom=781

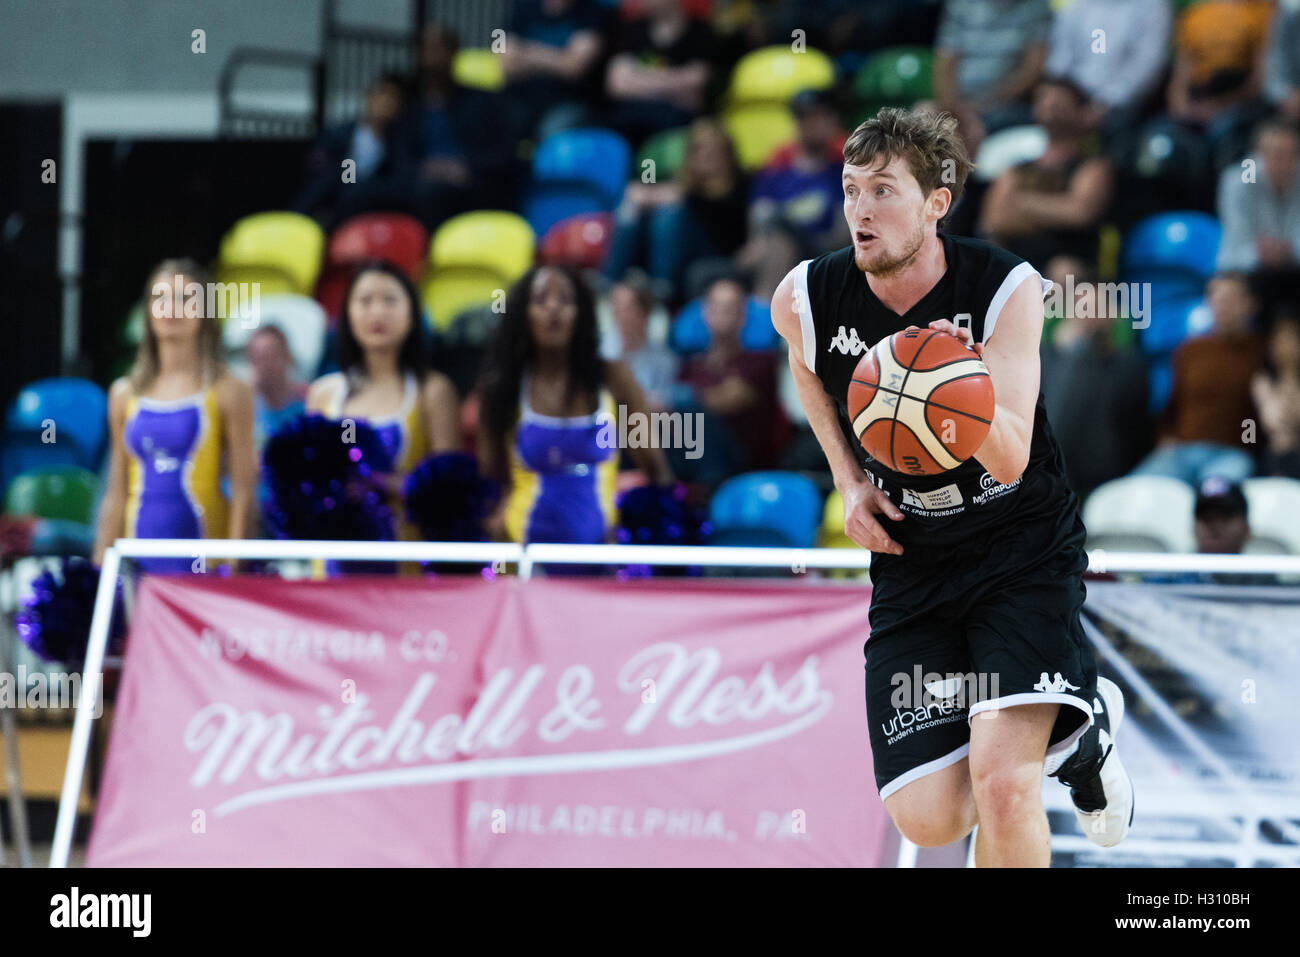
left=796, top=233, right=1079, bottom=552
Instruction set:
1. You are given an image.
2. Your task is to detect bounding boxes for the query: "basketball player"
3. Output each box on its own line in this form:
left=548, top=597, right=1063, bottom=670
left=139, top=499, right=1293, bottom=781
left=771, top=108, right=1133, bottom=867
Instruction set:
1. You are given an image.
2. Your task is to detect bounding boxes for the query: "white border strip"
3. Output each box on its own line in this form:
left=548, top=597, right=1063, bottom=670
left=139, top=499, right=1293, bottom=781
left=793, top=259, right=816, bottom=374
left=982, top=261, right=1040, bottom=344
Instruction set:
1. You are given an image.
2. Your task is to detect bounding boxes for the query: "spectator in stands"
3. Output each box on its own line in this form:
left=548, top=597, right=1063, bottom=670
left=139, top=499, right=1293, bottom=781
left=94, top=259, right=257, bottom=572
left=604, top=0, right=715, bottom=145
left=1045, top=0, right=1172, bottom=133
left=1192, top=476, right=1251, bottom=554
left=610, top=270, right=679, bottom=410
left=1039, top=255, right=1151, bottom=499
left=477, top=265, right=673, bottom=546
left=604, top=117, right=748, bottom=302
left=1134, top=271, right=1264, bottom=484
left=1265, top=0, right=1300, bottom=122
left=295, top=72, right=408, bottom=227
left=1216, top=116, right=1300, bottom=271
left=245, top=325, right=307, bottom=453
left=1252, top=303, right=1300, bottom=478
left=735, top=88, right=851, bottom=301
left=979, top=76, right=1113, bottom=270
left=406, top=23, right=519, bottom=229
left=935, top=0, right=1052, bottom=137
left=306, top=261, right=461, bottom=540
left=503, top=0, right=608, bottom=140
left=1166, top=0, right=1274, bottom=166
left=678, top=275, right=784, bottom=475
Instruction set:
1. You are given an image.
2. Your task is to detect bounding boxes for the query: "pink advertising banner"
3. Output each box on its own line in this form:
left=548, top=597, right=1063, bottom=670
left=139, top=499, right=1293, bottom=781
left=87, top=575, right=890, bottom=866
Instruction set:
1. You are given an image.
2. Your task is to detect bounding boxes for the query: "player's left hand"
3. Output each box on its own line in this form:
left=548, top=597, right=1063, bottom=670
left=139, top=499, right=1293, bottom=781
left=909, top=320, right=984, bottom=358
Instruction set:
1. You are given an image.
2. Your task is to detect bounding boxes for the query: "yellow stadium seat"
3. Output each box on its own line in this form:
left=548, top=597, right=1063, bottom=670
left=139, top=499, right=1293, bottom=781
left=728, top=45, right=835, bottom=106
left=211, top=267, right=299, bottom=319
left=430, top=210, right=535, bottom=282
left=420, top=268, right=504, bottom=332
left=218, top=211, right=325, bottom=297
left=820, top=489, right=854, bottom=547
left=724, top=104, right=797, bottom=171
left=453, top=48, right=505, bottom=92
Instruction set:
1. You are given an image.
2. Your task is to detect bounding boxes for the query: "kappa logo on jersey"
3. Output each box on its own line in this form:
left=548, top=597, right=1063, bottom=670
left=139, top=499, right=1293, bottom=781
left=828, top=326, right=869, bottom=356
left=1034, top=672, right=1081, bottom=693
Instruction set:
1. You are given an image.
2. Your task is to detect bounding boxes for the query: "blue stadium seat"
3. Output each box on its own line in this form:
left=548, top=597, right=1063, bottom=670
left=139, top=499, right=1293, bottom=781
left=709, top=471, right=823, bottom=548
left=523, top=185, right=611, bottom=238
left=1139, top=294, right=1208, bottom=356
left=1120, top=212, right=1222, bottom=279
left=531, top=128, right=630, bottom=205
left=5, top=377, right=108, bottom=471
left=1147, top=356, right=1173, bottom=414
left=670, top=297, right=778, bottom=354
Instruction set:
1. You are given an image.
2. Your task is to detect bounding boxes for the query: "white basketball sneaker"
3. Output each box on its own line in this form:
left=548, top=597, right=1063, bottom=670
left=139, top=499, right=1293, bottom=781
left=1052, top=676, right=1134, bottom=847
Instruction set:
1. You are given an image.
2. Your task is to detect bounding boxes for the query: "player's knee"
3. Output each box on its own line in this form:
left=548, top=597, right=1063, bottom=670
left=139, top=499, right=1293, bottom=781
left=968, top=761, right=1041, bottom=827
left=888, top=802, right=976, bottom=847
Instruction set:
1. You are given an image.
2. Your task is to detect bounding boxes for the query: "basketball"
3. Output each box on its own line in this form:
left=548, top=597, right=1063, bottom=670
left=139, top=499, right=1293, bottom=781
left=847, top=328, right=995, bottom=476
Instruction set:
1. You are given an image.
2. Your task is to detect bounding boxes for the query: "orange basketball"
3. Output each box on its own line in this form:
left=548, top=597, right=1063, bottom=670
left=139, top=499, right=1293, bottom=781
left=846, top=328, right=995, bottom=477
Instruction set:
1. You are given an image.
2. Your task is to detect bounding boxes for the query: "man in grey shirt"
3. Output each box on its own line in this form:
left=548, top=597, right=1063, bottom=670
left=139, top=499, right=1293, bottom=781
left=1046, top=0, right=1172, bottom=120
left=1216, top=117, right=1300, bottom=271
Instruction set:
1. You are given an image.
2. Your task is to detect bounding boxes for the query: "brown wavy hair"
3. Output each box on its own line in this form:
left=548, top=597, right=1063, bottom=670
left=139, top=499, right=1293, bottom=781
left=843, top=107, right=974, bottom=216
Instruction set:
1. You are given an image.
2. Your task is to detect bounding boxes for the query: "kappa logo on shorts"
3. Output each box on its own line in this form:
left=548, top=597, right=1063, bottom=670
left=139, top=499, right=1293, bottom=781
left=828, top=326, right=869, bottom=356
left=1034, top=672, right=1081, bottom=693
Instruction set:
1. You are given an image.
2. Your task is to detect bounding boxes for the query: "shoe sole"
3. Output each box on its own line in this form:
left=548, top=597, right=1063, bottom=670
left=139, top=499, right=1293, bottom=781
left=1093, top=676, right=1135, bottom=840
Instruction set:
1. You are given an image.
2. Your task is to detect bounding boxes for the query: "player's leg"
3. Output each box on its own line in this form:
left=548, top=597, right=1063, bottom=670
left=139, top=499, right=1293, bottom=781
left=865, top=618, right=977, bottom=848
left=967, top=701, right=1059, bottom=867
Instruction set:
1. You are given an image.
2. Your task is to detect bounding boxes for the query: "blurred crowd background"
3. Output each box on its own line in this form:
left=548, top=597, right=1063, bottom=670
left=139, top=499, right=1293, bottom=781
left=4, top=0, right=1300, bottom=566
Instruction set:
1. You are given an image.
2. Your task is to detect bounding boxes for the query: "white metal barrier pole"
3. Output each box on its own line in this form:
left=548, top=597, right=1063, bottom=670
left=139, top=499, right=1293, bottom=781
left=50, top=546, right=119, bottom=868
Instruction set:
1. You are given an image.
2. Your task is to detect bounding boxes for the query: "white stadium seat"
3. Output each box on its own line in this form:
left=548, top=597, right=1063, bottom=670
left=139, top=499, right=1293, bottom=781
left=972, top=125, right=1048, bottom=183
left=222, top=292, right=326, bottom=382
left=1242, top=477, right=1300, bottom=555
left=1082, top=475, right=1196, bottom=553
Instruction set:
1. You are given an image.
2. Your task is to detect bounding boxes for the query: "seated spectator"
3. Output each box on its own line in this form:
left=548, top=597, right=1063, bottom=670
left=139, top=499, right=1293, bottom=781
left=1216, top=116, right=1300, bottom=271
left=604, top=0, right=715, bottom=145
left=1265, top=0, right=1300, bottom=122
left=1193, top=476, right=1251, bottom=554
left=610, top=270, right=679, bottom=410
left=405, top=23, right=519, bottom=229
left=1039, top=255, right=1151, bottom=499
left=604, top=117, right=748, bottom=302
left=1045, top=0, right=1172, bottom=135
left=246, top=325, right=308, bottom=453
left=1166, top=0, right=1274, bottom=165
left=934, top=0, right=1052, bottom=137
left=1251, top=303, right=1300, bottom=478
left=1133, top=271, right=1264, bottom=484
left=295, top=72, right=408, bottom=227
left=678, top=275, right=783, bottom=477
left=979, top=76, right=1113, bottom=270
left=503, top=0, right=608, bottom=140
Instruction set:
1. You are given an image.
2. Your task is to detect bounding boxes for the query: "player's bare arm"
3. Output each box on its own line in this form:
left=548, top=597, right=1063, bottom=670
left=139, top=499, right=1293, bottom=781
left=772, top=268, right=905, bottom=555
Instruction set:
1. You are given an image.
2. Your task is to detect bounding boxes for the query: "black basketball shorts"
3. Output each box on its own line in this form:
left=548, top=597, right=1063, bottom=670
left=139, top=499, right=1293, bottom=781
left=863, top=543, right=1098, bottom=801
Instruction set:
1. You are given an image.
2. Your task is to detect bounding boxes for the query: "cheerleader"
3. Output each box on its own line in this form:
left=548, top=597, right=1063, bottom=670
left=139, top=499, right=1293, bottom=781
left=478, top=265, right=673, bottom=547
left=306, top=260, right=460, bottom=539
left=94, top=259, right=257, bottom=573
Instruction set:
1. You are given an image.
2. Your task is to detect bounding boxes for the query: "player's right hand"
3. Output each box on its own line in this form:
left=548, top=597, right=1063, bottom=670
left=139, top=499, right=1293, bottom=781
left=840, top=479, right=904, bottom=555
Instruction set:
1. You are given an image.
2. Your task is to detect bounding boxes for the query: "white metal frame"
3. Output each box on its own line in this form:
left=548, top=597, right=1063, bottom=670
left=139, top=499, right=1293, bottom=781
left=46, top=539, right=1300, bottom=868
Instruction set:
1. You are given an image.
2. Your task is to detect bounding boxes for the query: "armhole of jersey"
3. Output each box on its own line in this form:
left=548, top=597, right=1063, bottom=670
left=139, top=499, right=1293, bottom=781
left=793, top=259, right=816, bottom=375
left=982, top=261, right=1050, bottom=344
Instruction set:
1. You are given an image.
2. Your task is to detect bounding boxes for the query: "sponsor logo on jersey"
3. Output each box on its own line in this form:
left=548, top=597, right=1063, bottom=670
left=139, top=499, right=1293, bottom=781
left=1033, top=672, right=1081, bottom=694
left=899, top=483, right=964, bottom=511
left=828, top=326, right=868, bottom=356
left=972, top=471, right=1022, bottom=505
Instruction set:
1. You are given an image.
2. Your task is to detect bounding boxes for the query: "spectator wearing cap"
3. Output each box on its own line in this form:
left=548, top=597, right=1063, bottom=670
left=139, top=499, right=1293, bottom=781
left=1216, top=116, right=1300, bottom=271
left=1193, top=477, right=1251, bottom=554
left=1133, top=271, right=1265, bottom=485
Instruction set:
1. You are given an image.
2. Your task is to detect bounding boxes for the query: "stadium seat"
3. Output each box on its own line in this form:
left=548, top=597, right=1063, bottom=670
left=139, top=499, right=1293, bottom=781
left=420, top=269, right=504, bottom=332
left=972, top=125, right=1048, bottom=183
left=1139, top=294, right=1209, bottom=356
left=531, top=128, right=630, bottom=207
left=1120, top=212, right=1222, bottom=280
left=3, top=466, right=99, bottom=525
left=1082, top=475, right=1196, bottom=553
left=726, top=45, right=835, bottom=106
left=328, top=213, right=429, bottom=278
left=430, top=211, right=534, bottom=282
left=637, top=127, right=690, bottom=183
left=819, top=489, right=855, bottom=549
left=453, top=48, right=505, bottom=92
left=5, top=377, right=108, bottom=471
left=723, top=104, right=797, bottom=172
left=849, top=46, right=934, bottom=123
left=218, top=211, right=325, bottom=298
left=538, top=213, right=615, bottom=270
left=1242, top=478, right=1300, bottom=555
left=709, top=471, right=823, bottom=548
left=523, top=186, right=612, bottom=238
left=670, top=296, right=778, bottom=353
left=221, top=293, right=327, bottom=382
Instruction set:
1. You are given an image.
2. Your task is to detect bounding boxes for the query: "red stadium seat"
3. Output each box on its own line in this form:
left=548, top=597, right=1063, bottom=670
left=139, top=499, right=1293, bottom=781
left=537, top=213, right=615, bottom=270
left=316, top=213, right=430, bottom=324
